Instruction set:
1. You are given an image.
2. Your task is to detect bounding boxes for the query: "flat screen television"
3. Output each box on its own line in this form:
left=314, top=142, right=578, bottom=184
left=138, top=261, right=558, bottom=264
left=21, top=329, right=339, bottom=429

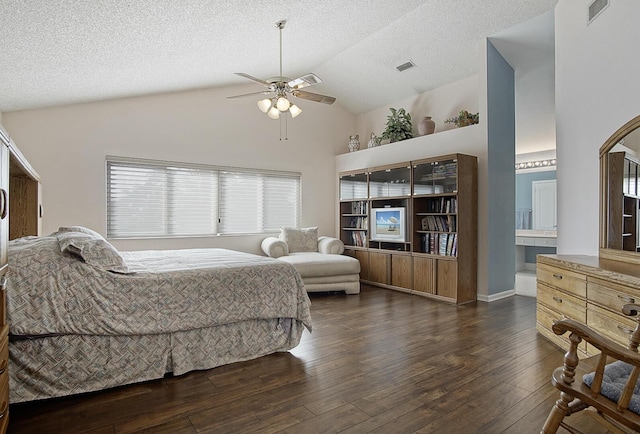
left=370, top=207, right=406, bottom=242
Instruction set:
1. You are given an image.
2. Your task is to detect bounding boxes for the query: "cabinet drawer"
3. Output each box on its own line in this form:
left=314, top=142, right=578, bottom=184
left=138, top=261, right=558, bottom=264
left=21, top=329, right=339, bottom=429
left=537, top=263, right=587, bottom=298
left=537, top=283, right=586, bottom=322
left=516, top=236, right=535, bottom=246
left=536, top=304, right=587, bottom=353
left=587, top=303, right=637, bottom=349
left=535, top=238, right=557, bottom=247
left=588, top=279, right=640, bottom=315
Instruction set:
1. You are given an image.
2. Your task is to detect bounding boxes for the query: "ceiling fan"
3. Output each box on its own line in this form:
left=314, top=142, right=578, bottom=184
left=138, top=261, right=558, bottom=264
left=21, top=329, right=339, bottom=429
left=227, top=20, right=336, bottom=120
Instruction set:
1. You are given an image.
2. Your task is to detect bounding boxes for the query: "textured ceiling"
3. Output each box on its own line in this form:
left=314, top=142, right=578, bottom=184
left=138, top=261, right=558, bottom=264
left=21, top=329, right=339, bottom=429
left=0, top=0, right=557, bottom=115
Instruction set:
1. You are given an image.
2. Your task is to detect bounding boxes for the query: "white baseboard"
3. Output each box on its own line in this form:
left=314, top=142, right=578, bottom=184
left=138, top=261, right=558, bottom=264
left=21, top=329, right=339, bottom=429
left=477, top=289, right=516, bottom=302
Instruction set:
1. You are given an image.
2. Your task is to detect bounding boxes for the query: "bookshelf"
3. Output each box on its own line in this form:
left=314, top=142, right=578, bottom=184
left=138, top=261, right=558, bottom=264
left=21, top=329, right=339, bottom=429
left=339, top=153, right=477, bottom=304
left=339, top=171, right=369, bottom=249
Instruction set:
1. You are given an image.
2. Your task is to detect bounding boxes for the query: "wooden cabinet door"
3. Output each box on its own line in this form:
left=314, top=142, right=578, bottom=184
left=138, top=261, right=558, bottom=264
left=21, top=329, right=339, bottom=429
left=391, top=254, right=412, bottom=289
left=437, top=259, right=458, bottom=300
left=369, top=251, right=390, bottom=285
left=353, top=249, right=370, bottom=281
left=9, top=177, right=41, bottom=239
left=413, top=256, right=436, bottom=294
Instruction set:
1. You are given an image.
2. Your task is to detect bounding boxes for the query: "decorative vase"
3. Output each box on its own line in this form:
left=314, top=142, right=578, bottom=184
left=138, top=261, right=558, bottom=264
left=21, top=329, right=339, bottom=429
left=367, top=133, right=381, bottom=148
left=348, top=135, right=360, bottom=152
left=418, top=116, right=436, bottom=136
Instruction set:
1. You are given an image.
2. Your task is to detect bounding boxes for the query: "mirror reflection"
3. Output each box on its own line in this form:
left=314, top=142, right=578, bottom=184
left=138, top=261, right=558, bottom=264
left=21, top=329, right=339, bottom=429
left=606, top=126, right=640, bottom=252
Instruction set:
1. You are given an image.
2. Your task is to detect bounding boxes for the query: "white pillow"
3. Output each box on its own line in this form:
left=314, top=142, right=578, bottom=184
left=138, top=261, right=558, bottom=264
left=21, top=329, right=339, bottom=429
left=261, top=237, right=289, bottom=258
left=279, top=227, right=318, bottom=253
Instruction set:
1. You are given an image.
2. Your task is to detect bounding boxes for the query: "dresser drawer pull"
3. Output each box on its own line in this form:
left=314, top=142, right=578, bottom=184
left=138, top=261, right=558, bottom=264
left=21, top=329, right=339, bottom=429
left=618, top=295, right=635, bottom=304
left=0, top=360, right=6, bottom=376
left=552, top=274, right=563, bottom=280
left=618, top=325, right=635, bottom=335
left=0, top=399, right=7, bottom=420
left=552, top=296, right=563, bottom=303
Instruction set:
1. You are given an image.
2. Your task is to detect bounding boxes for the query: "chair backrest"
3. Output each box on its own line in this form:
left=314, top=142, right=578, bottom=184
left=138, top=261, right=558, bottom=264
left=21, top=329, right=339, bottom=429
left=554, top=303, right=640, bottom=413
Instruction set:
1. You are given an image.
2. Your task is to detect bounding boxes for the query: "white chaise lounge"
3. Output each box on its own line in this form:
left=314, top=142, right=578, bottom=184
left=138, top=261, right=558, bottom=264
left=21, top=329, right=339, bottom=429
left=261, top=227, right=361, bottom=294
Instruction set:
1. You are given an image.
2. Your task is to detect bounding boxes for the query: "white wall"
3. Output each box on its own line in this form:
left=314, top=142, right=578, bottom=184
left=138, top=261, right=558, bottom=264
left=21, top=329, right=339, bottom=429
left=3, top=85, right=355, bottom=254
left=355, top=75, right=479, bottom=143
left=555, top=0, right=640, bottom=255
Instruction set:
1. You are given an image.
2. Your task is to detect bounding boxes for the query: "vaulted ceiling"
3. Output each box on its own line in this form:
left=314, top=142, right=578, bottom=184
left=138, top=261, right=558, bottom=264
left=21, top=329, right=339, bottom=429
left=0, top=0, right=557, bottom=115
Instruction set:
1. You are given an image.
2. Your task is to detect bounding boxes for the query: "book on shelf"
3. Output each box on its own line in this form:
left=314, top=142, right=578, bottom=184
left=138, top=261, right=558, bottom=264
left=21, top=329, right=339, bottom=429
left=350, top=201, right=368, bottom=215
left=424, top=197, right=457, bottom=213
left=420, top=215, right=457, bottom=232
left=421, top=233, right=457, bottom=256
left=348, top=216, right=368, bottom=229
left=447, top=233, right=455, bottom=254
left=439, top=235, right=448, bottom=255
left=350, top=230, right=367, bottom=247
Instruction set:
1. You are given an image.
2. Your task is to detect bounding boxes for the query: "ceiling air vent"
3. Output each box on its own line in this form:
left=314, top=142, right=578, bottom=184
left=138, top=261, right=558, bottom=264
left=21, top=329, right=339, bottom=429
left=588, top=0, right=609, bottom=24
left=395, top=60, right=416, bottom=72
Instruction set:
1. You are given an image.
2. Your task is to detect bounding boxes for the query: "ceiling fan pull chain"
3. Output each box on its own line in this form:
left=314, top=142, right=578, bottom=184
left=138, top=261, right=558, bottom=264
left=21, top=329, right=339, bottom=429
left=278, top=113, right=289, bottom=141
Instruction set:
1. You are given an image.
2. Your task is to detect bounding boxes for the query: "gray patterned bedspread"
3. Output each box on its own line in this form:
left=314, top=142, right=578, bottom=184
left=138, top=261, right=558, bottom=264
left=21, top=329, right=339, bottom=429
left=7, top=236, right=312, bottom=337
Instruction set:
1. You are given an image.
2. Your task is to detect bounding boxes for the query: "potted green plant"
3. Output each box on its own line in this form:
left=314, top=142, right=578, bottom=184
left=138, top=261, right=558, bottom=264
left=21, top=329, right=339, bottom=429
left=381, top=108, right=413, bottom=143
left=445, top=110, right=479, bottom=127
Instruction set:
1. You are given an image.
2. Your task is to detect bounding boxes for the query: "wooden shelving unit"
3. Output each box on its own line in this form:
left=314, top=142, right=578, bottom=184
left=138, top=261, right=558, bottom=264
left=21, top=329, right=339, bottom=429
left=339, top=153, right=477, bottom=304
left=608, top=151, right=640, bottom=252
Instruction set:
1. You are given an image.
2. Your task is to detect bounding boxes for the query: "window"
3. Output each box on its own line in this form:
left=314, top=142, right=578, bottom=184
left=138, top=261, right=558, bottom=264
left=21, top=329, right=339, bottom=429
left=106, top=157, right=300, bottom=238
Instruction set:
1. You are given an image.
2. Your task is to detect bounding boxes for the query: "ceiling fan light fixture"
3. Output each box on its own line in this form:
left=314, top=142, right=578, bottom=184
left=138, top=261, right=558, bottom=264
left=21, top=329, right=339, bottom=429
left=228, top=18, right=335, bottom=130
left=267, top=105, right=280, bottom=119
left=276, top=96, right=291, bottom=112
left=257, top=98, right=272, bottom=113
left=289, top=104, right=302, bottom=118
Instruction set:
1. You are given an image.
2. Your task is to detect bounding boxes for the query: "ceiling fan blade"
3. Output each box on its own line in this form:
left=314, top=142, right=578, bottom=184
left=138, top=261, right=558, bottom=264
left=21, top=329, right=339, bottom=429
left=234, top=72, right=270, bottom=87
left=226, top=90, right=272, bottom=100
left=288, top=73, right=322, bottom=90
left=292, top=90, right=336, bottom=105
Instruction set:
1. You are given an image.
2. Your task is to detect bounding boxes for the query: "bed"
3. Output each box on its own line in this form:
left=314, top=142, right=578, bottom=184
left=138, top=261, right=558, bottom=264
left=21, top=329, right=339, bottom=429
left=6, top=227, right=312, bottom=403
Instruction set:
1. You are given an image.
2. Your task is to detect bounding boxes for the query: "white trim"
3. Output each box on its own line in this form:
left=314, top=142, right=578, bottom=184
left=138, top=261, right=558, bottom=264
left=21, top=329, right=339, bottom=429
left=477, top=289, right=516, bottom=302
left=106, top=155, right=301, bottom=178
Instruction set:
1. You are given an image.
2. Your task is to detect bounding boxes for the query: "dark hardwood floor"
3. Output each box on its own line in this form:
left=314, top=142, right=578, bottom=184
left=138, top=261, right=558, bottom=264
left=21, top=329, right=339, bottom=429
left=8, top=285, right=608, bottom=433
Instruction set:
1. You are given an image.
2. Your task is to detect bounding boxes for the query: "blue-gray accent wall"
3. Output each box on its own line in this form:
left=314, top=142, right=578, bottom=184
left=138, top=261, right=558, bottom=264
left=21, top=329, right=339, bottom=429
left=486, top=40, right=516, bottom=296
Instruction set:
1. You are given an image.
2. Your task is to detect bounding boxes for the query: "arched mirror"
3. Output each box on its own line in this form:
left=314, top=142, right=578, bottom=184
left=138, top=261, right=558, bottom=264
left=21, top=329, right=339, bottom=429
left=600, top=114, right=640, bottom=264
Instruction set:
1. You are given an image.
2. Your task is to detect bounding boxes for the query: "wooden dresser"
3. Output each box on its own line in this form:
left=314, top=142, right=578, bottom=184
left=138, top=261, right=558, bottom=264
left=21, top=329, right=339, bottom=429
left=536, top=254, right=640, bottom=357
left=0, top=125, right=42, bottom=433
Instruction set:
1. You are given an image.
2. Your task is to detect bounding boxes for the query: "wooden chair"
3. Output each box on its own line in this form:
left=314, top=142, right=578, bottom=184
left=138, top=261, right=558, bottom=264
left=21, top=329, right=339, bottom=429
left=541, top=304, right=640, bottom=433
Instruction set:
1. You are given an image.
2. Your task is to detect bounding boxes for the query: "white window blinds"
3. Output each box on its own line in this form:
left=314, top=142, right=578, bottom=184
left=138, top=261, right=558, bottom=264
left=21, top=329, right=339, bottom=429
left=106, top=158, right=300, bottom=238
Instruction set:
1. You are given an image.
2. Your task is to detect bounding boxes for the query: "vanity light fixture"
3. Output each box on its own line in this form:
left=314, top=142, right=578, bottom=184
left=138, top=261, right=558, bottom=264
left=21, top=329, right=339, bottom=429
left=515, top=158, right=557, bottom=170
